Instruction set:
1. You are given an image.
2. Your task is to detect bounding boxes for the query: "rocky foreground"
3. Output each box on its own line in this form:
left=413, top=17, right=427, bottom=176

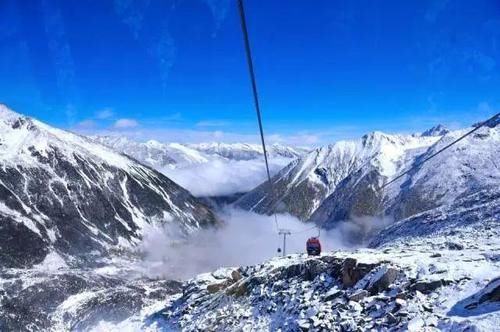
left=1, top=220, right=499, bottom=331
left=144, top=226, right=500, bottom=331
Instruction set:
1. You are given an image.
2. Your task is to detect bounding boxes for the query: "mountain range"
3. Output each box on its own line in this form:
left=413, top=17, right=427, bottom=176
left=0, top=105, right=218, bottom=269
left=92, top=136, right=308, bottom=169
left=235, top=122, right=500, bottom=234
left=1, top=104, right=499, bottom=331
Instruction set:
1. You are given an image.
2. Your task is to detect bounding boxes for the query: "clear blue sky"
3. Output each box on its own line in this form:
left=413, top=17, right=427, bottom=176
left=1, top=0, right=499, bottom=144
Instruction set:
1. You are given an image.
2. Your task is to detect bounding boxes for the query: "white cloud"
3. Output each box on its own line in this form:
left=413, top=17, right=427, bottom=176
left=161, top=158, right=291, bottom=197
left=95, top=107, right=115, bottom=119
left=136, top=207, right=388, bottom=280
left=138, top=207, right=354, bottom=280
left=113, top=118, right=139, bottom=129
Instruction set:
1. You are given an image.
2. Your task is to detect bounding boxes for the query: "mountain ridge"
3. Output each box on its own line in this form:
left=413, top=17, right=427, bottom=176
left=0, top=105, right=219, bottom=268
left=235, top=128, right=444, bottom=220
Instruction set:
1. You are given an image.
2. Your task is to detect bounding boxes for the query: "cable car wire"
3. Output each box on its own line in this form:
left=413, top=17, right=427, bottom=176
left=301, top=112, right=499, bottom=234
left=238, top=0, right=499, bottom=240
left=238, top=0, right=279, bottom=231
left=380, top=112, right=499, bottom=190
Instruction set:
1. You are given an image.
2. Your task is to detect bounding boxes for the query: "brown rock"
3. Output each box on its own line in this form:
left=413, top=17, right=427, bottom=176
left=226, top=280, right=248, bottom=297
left=341, top=258, right=378, bottom=288
left=231, top=270, right=242, bottom=282
left=207, top=281, right=228, bottom=294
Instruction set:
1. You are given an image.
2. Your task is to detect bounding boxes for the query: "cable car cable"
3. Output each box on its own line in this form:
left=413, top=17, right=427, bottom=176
left=238, top=0, right=279, bottom=231
left=312, top=112, right=499, bottom=232
left=380, top=112, right=499, bottom=190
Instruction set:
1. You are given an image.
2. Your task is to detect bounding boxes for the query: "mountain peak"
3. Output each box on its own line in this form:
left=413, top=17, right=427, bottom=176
left=0, top=103, right=28, bottom=122
left=421, top=124, right=449, bottom=137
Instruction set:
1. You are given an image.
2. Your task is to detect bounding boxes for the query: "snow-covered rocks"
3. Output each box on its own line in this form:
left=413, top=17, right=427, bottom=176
left=147, top=232, right=500, bottom=331
left=0, top=267, right=182, bottom=331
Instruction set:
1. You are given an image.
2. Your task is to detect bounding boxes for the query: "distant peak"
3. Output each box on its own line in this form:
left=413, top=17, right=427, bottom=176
left=145, top=139, right=163, bottom=147
left=421, top=124, right=449, bottom=137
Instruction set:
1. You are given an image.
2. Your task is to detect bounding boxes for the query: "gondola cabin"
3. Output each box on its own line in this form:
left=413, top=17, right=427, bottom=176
left=306, top=237, right=321, bottom=256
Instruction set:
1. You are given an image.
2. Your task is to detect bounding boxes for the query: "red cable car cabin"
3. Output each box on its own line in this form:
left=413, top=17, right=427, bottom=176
left=306, top=237, right=321, bottom=256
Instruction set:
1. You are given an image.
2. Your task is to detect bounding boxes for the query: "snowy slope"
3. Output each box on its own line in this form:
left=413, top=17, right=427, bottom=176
left=236, top=130, right=441, bottom=220
left=3, top=186, right=495, bottom=331
left=0, top=105, right=218, bottom=268
left=310, top=123, right=500, bottom=229
left=370, top=188, right=500, bottom=248
left=144, top=186, right=499, bottom=331
left=91, top=136, right=208, bottom=168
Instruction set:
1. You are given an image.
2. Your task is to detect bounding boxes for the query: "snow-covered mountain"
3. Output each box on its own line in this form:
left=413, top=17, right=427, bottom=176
left=6, top=195, right=499, bottom=331
left=2, top=105, right=498, bottom=331
left=93, top=136, right=307, bottom=168
left=189, top=142, right=308, bottom=160
left=236, top=122, right=500, bottom=231
left=310, top=123, right=500, bottom=229
left=91, top=136, right=209, bottom=168
left=235, top=129, right=442, bottom=220
left=142, top=180, right=500, bottom=331
left=92, top=136, right=309, bottom=198
left=0, top=105, right=218, bottom=269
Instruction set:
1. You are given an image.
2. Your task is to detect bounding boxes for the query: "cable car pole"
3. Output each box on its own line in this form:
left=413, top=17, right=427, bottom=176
left=279, top=229, right=291, bottom=256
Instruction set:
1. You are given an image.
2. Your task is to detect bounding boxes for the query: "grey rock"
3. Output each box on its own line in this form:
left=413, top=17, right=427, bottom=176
left=349, top=290, right=369, bottom=302
left=368, top=267, right=399, bottom=295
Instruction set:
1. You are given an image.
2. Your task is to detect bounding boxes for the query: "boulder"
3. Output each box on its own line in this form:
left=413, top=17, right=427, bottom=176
left=411, top=279, right=449, bottom=294
left=207, top=281, right=229, bottom=294
left=231, top=270, right=242, bottom=282
left=445, top=242, right=464, bottom=250
left=341, top=258, right=377, bottom=287
left=478, top=279, right=500, bottom=303
left=324, top=287, right=343, bottom=301
left=226, top=281, right=248, bottom=297
left=367, top=267, right=399, bottom=295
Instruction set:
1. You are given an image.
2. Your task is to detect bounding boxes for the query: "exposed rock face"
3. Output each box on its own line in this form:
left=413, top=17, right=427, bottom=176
left=479, top=279, right=500, bottom=304
left=308, top=169, right=384, bottom=228
left=0, top=105, right=218, bottom=268
left=448, top=277, right=500, bottom=316
left=421, top=124, right=450, bottom=137
left=356, top=265, right=400, bottom=295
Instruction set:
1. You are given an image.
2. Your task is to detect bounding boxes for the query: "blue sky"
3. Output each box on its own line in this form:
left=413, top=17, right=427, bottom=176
left=1, top=0, right=499, bottom=145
